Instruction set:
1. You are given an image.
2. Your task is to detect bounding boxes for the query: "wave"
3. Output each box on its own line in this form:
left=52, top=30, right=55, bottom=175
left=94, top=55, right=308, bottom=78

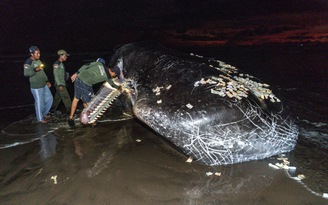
left=298, top=119, right=328, bottom=150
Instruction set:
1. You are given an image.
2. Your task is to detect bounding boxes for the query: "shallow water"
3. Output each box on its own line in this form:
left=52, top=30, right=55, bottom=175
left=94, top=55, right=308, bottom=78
left=0, top=46, right=327, bottom=204
left=0, top=113, right=327, bottom=205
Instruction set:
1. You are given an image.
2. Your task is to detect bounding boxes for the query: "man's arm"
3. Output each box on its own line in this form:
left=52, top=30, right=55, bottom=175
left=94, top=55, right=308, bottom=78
left=24, top=59, right=43, bottom=77
left=53, top=63, right=66, bottom=86
left=23, top=62, right=36, bottom=77
left=106, top=78, right=120, bottom=89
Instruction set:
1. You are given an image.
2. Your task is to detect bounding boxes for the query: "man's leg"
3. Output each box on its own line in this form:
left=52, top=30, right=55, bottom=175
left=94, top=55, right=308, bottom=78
left=83, top=102, right=88, bottom=108
left=60, top=87, right=72, bottom=114
left=68, top=97, right=79, bottom=127
left=31, top=88, right=44, bottom=122
left=61, top=87, right=72, bottom=114
left=43, top=86, right=53, bottom=118
left=51, top=86, right=61, bottom=112
left=69, top=97, right=79, bottom=120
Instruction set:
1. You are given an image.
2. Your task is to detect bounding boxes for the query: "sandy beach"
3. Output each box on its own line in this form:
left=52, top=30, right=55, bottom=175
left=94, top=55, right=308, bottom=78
left=0, top=108, right=327, bottom=205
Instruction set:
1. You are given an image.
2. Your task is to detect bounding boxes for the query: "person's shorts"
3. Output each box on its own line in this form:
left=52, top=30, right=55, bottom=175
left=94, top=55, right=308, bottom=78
left=74, top=77, right=93, bottom=102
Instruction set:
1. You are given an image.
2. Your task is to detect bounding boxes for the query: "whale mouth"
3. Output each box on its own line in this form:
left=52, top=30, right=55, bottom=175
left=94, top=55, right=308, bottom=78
left=80, top=82, right=121, bottom=124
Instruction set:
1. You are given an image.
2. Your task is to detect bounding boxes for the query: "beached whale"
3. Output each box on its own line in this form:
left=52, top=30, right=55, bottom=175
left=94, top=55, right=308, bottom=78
left=80, top=41, right=299, bottom=165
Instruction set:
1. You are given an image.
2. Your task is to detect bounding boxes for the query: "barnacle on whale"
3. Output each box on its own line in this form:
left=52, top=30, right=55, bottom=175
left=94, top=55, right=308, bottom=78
left=193, top=58, right=280, bottom=103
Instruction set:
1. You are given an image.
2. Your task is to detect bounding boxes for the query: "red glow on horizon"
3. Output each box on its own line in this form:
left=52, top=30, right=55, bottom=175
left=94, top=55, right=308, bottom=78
left=160, top=11, right=328, bottom=47
left=161, top=25, right=328, bottom=47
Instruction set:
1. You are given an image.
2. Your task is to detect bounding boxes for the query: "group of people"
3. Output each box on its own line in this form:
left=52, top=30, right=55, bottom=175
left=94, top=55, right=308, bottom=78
left=23, top=46, right=121, bottom=127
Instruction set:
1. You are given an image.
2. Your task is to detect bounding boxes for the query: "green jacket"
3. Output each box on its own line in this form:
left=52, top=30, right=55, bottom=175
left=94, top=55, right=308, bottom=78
left=77, top=62, right=119, bottom=88
left=53, top=60, right=67, bottom=86
left=23, top=58, right=48, bottom=89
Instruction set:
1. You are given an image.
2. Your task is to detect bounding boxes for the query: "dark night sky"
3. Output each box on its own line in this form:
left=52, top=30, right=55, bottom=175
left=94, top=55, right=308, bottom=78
left=1, top=0, right=328, bottom=53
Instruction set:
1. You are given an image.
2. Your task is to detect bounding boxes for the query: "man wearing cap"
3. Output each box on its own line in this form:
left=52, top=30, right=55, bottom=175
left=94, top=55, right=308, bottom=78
left=23, top=46, right=53, bottom=123
left=51, top=49, right=72, bottom=115
left=68, top=58, right=121, bottom=127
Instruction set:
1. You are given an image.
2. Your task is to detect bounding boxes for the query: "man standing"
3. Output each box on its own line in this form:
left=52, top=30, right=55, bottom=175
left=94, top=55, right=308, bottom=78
left=51, top=49, right=72, bottom=115
left=68, top=58, right=120, bottom=127
left=24, top=46, right=53, bottom=123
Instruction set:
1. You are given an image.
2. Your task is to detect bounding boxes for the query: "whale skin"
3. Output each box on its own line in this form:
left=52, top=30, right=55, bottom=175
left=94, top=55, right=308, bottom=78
left=83, top=41, right=299, bottom=165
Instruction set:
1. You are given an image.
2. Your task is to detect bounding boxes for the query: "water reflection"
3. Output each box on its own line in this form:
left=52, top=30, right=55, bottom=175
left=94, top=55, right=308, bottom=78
left=86, top=125, right=134, bottom=178
left=182, top=163, right=274, bottom=205
left=0, top=117, right=51, bottom=149
left=39, top=133, right=57, bottom=160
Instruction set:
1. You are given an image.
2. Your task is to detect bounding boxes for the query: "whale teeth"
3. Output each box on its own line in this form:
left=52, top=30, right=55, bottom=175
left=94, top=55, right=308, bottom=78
left=82, top=87, right=122, bottom=124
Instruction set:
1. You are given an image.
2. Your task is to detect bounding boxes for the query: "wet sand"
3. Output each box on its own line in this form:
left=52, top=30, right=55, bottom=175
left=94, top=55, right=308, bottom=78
left=0, top=110, right=327, bottom=205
